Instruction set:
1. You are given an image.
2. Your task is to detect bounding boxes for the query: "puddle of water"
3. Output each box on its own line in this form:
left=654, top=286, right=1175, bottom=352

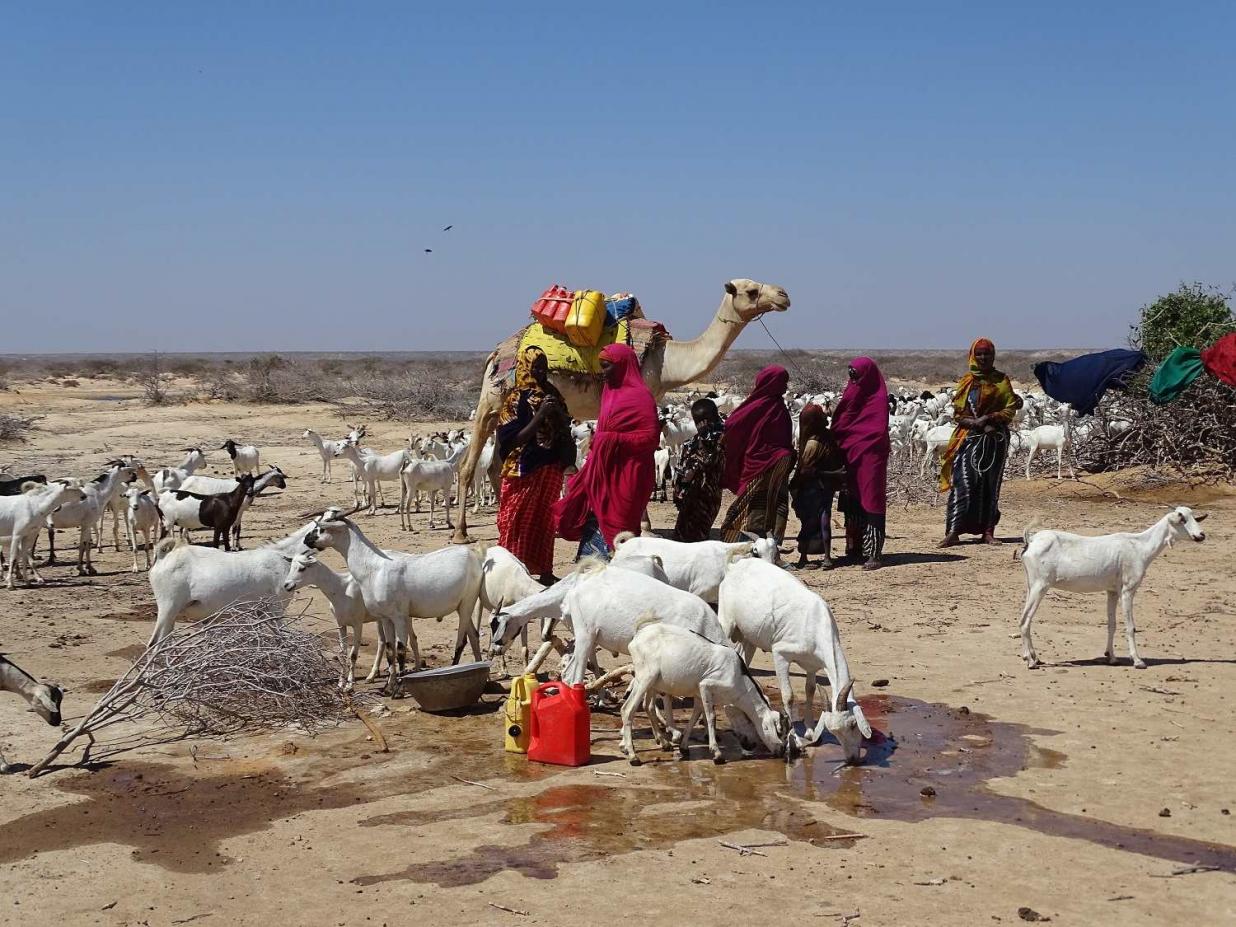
left=353, top=695, right=1236, bottom=887
left=5, top=695, right=1233, bottom=883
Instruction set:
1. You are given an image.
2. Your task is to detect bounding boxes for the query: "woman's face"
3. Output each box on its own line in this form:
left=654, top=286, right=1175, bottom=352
left=530, top=352, right=549, bottom=383
left=599, top=358, right=619, bottom=387
left=973, top=344, right=996, bottom=373
left=848, top=366, right=859, bottom=382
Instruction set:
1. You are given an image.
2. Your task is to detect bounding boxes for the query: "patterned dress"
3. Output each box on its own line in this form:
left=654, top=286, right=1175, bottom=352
left=672, top=423, right=725, bottom=542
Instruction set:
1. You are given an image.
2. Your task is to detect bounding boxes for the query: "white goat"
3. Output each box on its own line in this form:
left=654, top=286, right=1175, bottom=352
left=336, top=441, right=409, bottom=513
left=146, top=518, right=324, bottom=645
left=304, top=513, right=484, bottom=690
left=611, top=531, right=779, bottom=605
left=469, top=437, right=497, bottom=513
left=98, top=455, right=154, bottom=552
left=399, top=444, right=466, bottom=530
left=477, top=545, right=549, bottom=667
left=919, top=423, right=956, bottom=478
left=152, top=447, right=208, bottom=494
left=304, top=429, right=347, bottom=483
left=281, top=550, right=373, bottom=688
left=0, top=655, right=63, bottom=774
left=46, top=461, right=136, bottom=575
left=1, top=481, right=87, bottom=588
left=555, top=559, right=726, bottom=685
left=220, top=439, right=261, bottom=476
left=621, top=619, right=787, bottom=764
left=124, top=487, right=162, bottom=572
left=1017, top=507, right=1208, bottom=670
left=718, top=557, right=871, bottom=763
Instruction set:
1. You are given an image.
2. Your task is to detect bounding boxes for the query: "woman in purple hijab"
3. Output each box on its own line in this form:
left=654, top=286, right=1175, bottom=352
left=830, top=357, right=890, bottom=569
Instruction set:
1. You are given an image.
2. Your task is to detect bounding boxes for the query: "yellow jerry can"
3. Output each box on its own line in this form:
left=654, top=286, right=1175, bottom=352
left=565, top=290, right=606, bottom=347
left=503, top=673, right=538, bottom=753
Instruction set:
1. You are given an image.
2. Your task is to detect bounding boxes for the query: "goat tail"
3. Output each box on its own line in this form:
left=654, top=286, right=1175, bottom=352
left=151, top=537, right=180, bottom=563
left=612, top=531, right=636, bottom=548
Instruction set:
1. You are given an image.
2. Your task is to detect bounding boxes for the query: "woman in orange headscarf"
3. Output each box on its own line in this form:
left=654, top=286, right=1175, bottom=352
left=496, top=346, right=574, bottom=582
left=938, top=338, right=1022, bottom=547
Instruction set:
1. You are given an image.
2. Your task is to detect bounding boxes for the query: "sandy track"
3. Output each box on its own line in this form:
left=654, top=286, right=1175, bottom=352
left=1, top=379, right=1234, bottom=926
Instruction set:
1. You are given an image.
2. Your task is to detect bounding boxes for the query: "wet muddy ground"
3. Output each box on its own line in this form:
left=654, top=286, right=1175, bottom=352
left=2, top=384, right=1235, bottom=925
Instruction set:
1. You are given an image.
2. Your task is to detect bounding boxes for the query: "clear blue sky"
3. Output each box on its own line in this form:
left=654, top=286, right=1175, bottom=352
left=3, top=2, right=1233, bottom=354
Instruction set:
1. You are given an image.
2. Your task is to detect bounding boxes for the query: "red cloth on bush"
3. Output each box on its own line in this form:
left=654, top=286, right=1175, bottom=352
left=1201, top=332, right=1236, bottom=387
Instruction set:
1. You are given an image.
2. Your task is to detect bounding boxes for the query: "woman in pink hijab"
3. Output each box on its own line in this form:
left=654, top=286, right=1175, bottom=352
left=830, top=357, right=890, bottom=569
left=719, top=365, right=795, bottom=543
left=554, top=343, right=659, bottom=558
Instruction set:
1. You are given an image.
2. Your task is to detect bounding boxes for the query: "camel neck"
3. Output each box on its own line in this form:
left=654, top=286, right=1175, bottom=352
left=659, top=295, right=748, bottom=390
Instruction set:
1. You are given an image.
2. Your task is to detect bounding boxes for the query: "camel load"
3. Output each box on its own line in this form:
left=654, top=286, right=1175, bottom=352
left=491, top=286, right=672, bottom=385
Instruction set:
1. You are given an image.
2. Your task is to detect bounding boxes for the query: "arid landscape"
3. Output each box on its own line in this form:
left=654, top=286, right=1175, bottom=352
left=1, top=365, right=1233, bottom=926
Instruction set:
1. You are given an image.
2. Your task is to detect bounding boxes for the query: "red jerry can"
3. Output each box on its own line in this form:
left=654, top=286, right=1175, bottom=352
left=527, top=681, right=591, bottom=767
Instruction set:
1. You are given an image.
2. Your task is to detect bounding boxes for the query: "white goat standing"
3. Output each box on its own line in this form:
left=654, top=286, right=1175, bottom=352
left=718, top=557, right=871, bottom=763
left=399, top=444, right=466, bottom=530
left=220, top=439, right=261, bottom=476
left=304, top=429, right=347, bottom=483
left=124, top=487, right=162, bottom=572
left=611, top=531, right=779, bottom=605
left=621, top=618, right=787, bottom=765
left=281, top=550, right=374, bottom=688
left=1, top=481, right=87, bottom=588
left=46, top=461, right=135, bottom=575
left=336, top=441, right=409, bottom=513
left=919, top=423, right=956, bottom=478
left=1017, top=506, right=1208, bottom=670
left=152, top=447, right=208, bottom=494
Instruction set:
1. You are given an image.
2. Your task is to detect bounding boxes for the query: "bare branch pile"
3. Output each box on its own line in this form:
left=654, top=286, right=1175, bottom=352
left=29, top=599, right=370, bottom=777
left=1076, top=379, right=1236, bottom=481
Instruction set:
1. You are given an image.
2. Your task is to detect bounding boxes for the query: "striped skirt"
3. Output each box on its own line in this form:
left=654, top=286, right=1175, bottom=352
left=720, top=456, right=793, bottom=543
left=945, top=431, right=1008, bottom=536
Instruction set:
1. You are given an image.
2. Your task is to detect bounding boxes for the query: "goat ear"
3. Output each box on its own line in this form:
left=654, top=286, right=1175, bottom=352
left=1195, top=512, right=1209, bottom=522
left=854, top=703, right=872, bottom=739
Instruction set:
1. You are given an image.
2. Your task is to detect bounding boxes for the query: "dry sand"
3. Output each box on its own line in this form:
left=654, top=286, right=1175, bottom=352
left=1, top=377, right=1234, bottom=926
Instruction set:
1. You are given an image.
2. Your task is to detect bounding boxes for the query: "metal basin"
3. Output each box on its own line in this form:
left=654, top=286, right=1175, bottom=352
left=399, top=661, right=491, bottom=711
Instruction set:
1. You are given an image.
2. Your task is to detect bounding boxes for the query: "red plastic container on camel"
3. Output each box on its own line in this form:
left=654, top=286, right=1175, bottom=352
left=527, top=681, right=591, bottom=766
left=531, top=284, right=574, bottom=333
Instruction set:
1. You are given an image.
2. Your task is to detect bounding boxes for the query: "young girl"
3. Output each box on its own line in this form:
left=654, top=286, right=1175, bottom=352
left=789, top=403, right=846, bottom=570
left=672, top=398, right=726, bottom=542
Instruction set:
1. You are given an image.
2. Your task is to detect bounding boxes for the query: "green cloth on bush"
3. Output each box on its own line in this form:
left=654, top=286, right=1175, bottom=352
left=1148, top=346, right=1205, bottom=404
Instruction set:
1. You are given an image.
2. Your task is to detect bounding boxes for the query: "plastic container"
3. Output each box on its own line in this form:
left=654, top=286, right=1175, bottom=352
left=503, top=673, right=538, bottom=754
left=565, top=290, right=607, bottom=347
left=605, top=294, right=641, bottom=327
left=527, top=681, right=591, bottom=766
left=531, top=284, right=574, bottom=333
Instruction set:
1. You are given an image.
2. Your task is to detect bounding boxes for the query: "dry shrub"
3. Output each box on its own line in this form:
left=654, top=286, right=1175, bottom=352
left=1077, top=379, right=1236, bottom=480
left=340, top=363, right=479, bottom=421
left=0, top=413, right=40, bottom=442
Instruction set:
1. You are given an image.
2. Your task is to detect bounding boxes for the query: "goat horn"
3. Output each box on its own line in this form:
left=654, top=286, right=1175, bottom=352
left=836, top=679, right=854, bottom=707
left=297, top=507, right=327, bottom=520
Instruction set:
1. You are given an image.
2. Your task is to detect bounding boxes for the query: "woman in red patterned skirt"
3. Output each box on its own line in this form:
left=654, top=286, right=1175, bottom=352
left=496, top=346, right=574, bottom=584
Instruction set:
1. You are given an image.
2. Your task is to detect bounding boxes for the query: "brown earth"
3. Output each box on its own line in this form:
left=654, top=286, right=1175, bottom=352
left=1, top=378, right=1234, bottom=926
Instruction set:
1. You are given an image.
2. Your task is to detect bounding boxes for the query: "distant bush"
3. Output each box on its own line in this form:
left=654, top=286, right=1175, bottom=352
left=139, top=353, right=173, bottom=405
left=1130, top=283, right=1235, bottom=361
left=0, top=413, right=39, bottom=442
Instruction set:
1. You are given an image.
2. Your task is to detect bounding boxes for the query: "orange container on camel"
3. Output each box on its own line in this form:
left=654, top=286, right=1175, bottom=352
left=531, top=284, right=574, bottom=333
left=527, top=681, right=591, bottom=766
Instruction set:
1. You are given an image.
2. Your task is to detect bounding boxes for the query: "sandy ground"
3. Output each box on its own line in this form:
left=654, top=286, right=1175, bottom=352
left=1, top=378, right=1234, bottom=927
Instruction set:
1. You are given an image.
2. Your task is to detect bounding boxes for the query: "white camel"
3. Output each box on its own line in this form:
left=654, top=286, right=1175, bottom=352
left=452, top=279, right=790, bottom=541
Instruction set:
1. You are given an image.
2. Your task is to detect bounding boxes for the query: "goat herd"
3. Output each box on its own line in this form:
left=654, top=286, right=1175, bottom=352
left=0, top=393, right=1214, bottom=772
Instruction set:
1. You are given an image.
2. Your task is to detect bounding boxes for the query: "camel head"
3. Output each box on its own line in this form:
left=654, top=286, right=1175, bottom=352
left=724, top=279, right=790, bottom=321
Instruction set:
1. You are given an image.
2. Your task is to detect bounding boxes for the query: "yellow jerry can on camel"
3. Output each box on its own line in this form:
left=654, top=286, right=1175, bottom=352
left=565, top=290, right=607, bottom=347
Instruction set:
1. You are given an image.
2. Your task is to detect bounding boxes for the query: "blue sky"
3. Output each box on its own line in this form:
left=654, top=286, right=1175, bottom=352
left=3, top=2, right=1233, bottom=353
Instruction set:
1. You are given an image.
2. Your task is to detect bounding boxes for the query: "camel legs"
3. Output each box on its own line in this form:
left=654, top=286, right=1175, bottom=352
left=452, top=399, right=498, bottom=544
